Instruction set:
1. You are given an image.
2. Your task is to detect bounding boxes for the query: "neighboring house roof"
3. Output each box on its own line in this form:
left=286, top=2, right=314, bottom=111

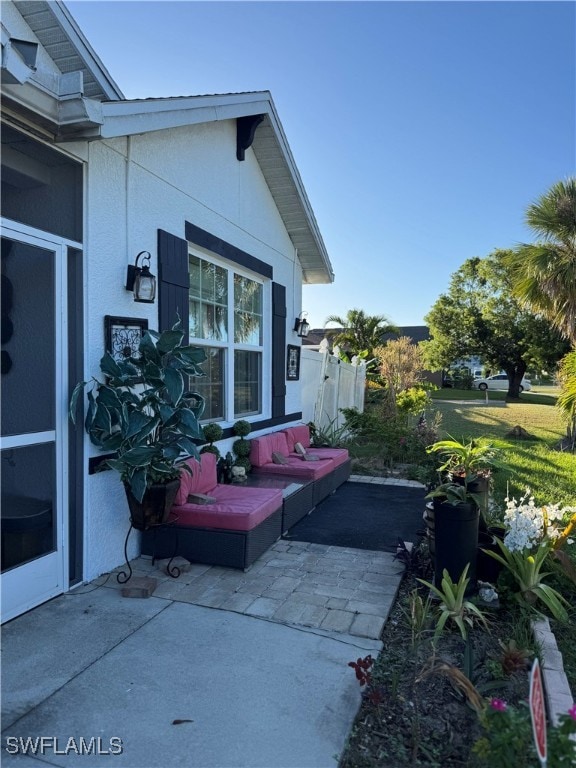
left=303, top=325, right=430, bottom=347
left=382, top=326, right=430, bottom=344
left=2, top=1, right=334, bottom=284
left=302, top=329, right=330, bottom=347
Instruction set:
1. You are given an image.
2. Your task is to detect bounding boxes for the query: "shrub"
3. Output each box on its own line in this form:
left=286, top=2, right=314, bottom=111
left=203, top=423, right=223, bottom=443
left=201, top=422, right=224, bottom=459
left=233, top=420, right=251, bottom=438
left=200, top=444, right=221, bottom=457
left=396, top=386, right=431, bottom=416
left=340, top=406, right=382, bottom=439
left=232, top=420, right=251, bottom=472
left=233, top=438, right=251, bottom=458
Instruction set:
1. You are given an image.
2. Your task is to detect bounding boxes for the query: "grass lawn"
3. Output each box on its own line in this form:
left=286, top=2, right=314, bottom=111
left=430, top=390, right=576, bottom=698
left=429, top=389, right=575, bottom=507
left=347, top=387, right=575, bottom=734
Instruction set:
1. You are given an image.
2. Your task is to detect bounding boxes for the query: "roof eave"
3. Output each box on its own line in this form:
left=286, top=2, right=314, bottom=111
left=96, top=93, right=334, bottom=284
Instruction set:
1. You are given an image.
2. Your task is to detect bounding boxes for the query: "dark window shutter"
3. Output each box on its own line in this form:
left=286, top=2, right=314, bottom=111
left=271, top=282, right=286, bottom=418
left=158, top=229, right=189, bottom=342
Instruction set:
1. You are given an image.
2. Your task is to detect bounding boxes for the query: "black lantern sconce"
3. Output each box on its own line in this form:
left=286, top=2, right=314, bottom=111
left=125, top=251, right=156, bottom=304
left=293, top=312, right=310, bottom=338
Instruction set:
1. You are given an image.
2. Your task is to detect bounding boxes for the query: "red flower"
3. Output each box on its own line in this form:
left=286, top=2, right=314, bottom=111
left=490, top=698, right=507, bottom=712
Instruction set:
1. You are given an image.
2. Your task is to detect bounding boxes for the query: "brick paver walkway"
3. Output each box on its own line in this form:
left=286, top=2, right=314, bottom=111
left=105, top=476, right=422, bottom=640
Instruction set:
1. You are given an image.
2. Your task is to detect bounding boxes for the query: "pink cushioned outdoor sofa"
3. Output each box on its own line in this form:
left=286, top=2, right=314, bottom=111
left=249, top=425, right=351, bottom=508
left=141, top=452, right=283, bottom=570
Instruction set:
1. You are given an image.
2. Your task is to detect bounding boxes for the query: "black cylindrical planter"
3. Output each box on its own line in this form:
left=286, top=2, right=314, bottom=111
left=488, top=524, right=506, bottom=541
left=433, top=499, right=479, bottom=594
left=423, top=501, right=436, bottom=567
left=452, top=474, right=490, bottom=531
left=477, top=531, right=503, bottom=584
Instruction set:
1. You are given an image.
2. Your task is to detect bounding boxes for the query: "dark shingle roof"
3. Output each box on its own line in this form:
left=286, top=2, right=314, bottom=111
left=382, top=326, right=430, bottom=344
left=303, top=326, right=430, bottom=347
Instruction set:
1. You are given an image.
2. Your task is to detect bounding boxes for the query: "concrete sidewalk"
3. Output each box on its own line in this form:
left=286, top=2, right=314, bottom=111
left=1, top=538, right=405, bottom=768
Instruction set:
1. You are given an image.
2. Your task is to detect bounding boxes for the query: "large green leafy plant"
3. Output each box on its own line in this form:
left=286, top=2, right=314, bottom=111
left=70, top=325, right=207, bottom=503
left=426, top=435, right=504, bottom=479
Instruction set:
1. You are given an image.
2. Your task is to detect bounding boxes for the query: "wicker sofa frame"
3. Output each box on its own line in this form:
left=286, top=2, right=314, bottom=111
left=140, top=425, right=351, bottom=571
left=141, top=505, right=282, bottom=571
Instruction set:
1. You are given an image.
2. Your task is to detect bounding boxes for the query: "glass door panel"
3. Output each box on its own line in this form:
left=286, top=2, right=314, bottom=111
left=1, top=443, right=55, bottom=571
left=1, top=232, right=65, bottom=622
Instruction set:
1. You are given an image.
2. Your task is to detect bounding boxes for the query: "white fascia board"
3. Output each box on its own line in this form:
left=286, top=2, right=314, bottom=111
left=264, top=96, right=334, bottom=283
left=99, top=93, right=273, bottom=138
left=2, top=79, right=103, bottom=134
left=50, top=1, right=124, bottom=100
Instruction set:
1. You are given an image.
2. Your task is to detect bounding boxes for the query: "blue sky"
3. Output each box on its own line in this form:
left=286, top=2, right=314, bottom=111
left=67, top=0, right=575, bottom=329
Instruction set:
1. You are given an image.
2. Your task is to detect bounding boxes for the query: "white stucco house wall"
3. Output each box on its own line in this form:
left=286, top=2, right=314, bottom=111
left=1, top=0, right=334, bottom=621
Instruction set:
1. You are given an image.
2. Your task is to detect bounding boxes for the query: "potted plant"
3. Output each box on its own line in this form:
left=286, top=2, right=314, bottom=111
left=232, top=419, right=252, bottom=474
left=70, top=324, right=207, bottom=531
left=426, top=480, right=486, bottom=592
left=426, top=435, right=506, bottom=528
left=200, top=423, right=224, bottom=458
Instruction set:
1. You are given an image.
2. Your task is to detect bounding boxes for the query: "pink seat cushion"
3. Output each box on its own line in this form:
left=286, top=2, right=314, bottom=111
left=294, top=447, right=349, bottom=468
left=249, top=431, right=290, bottom=467
left=174, top=453, right=217, bottom=506
left=172, top=486, right=282, bottom=531
left=254, top=456, right=334, bottom=480
left=283, top=426, right=311, bottom=452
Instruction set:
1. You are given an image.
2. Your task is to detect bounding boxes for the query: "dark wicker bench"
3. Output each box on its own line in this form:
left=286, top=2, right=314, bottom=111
left=141, top=453, right=283, bottom=570
left=142, top=506, right=282, bottom=570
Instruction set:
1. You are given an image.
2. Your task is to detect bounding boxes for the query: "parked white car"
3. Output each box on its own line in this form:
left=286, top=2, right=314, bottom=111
left=473, top=373, right=532, bottom=392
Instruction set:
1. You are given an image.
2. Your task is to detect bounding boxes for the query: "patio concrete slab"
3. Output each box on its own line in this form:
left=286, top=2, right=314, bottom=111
left=2, top=476, right=415, bottom=768
left=2, top=587, right=168, bottom=729
left=2, top=598, right=381, bottom=768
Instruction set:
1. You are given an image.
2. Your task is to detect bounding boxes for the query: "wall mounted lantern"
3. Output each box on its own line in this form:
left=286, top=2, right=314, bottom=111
left=126, top=251, right=156, bottom=304
left=293, top=312, right=310, bottom=338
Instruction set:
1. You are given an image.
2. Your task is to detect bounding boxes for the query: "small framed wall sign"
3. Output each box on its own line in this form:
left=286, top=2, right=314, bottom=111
left=105, top=316, right=148, bottom=362
left=286, top=344, right=301, bottom=381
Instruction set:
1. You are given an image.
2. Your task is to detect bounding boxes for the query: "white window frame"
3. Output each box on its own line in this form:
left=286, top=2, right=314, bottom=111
left=188, top=246, right=270, bottom=425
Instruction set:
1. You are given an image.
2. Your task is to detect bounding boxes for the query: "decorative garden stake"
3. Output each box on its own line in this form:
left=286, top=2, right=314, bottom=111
left=529, top=658, right=547, bottom=767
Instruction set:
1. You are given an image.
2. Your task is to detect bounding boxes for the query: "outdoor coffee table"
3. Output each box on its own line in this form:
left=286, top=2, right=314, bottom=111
left=241, top=473, right=314, bottom=533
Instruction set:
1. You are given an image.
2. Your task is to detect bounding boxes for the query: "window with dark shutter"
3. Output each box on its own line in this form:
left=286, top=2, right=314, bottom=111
left=271, top=282, right=286, bottom=419
left=157, top=229, right=189, bottom=341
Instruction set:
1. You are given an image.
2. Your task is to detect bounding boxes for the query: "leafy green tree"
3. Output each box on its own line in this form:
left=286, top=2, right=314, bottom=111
left=423, top=250, right=570, bottom=398
left=324, top=309, right=398, bottom=373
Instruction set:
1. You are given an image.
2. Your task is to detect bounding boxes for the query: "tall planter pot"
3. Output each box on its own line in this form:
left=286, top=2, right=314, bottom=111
left=124, top=479, right=179, bottom=532
left=452, top=473, right=490, bottom=531
left=433, top=499, right=479, bottom=594
left=423, top=502, right=436, bottom=567
left=477, top=531, right=503, bottom=584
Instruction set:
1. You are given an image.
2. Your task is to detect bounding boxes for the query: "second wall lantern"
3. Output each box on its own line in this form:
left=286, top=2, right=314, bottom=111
left=293, top=312, right=310, bottom=338
left=126, top=251, right=156, bottom=304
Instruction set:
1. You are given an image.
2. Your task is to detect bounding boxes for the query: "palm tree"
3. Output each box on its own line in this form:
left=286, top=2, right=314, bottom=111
left=506, top=178, right=576, bottom=345
left=557, top=350, right=576, bottom=450
left=324, top=309, right=398, bottom=365
left=506, top=178, right=576, bottom=448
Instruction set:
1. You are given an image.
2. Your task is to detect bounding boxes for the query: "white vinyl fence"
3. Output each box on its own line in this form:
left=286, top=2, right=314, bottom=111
left=300, top=348, right=366, bottom=430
